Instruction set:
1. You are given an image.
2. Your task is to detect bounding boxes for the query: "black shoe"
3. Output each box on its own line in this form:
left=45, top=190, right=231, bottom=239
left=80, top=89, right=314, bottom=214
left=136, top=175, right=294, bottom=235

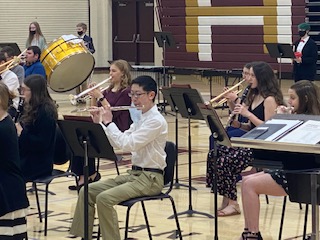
left=68, top=172, right=101, bottom=191
left=245, top=232, right=263, bottom=240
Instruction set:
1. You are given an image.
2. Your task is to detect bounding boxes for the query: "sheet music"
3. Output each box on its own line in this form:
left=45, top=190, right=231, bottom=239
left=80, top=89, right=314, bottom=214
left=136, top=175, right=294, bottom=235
left=278, top=120, right=320, bottom=144
left=264, top=119, right=303, bottom=141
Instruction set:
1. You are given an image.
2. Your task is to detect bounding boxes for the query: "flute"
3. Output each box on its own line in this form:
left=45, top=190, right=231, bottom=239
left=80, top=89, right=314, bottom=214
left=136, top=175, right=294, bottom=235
left=71, top=105, right=143, bottom=113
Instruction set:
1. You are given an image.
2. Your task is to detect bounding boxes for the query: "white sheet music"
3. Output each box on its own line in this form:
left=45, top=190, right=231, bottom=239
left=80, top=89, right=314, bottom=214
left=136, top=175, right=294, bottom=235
left=264, top=119, right=303, bottom=141
left=278, top=120, right=320, bottom=144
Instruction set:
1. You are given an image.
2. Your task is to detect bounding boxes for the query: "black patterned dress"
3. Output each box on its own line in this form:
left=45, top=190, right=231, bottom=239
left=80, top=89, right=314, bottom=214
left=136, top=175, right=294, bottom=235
left=207, top=101, right=265, bottom=200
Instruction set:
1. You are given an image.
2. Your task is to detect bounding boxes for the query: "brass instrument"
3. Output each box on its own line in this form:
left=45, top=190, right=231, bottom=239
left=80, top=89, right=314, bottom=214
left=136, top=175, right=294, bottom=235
left=208, top=79, right=246, bottom=107
left=0, top=49, right=26, bottom=75
left=69, top=76, right=112, bottom=105
left=71, top=105, right=143, bottom=113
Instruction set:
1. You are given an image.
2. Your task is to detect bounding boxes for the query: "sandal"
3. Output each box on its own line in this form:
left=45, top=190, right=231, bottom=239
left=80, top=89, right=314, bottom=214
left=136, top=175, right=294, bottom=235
left=217, top=203, right=241, bottom=217
left=241, top=228, right=249, bottom=240
left=245, top=232, right=263, bottom=240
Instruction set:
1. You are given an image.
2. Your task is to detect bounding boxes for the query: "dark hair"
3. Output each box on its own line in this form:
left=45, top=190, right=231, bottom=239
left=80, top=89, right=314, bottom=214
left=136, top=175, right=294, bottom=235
left=244, top=62, right=252, bottom=69
left=27, top=46, right=41, bottom=58
left=0, top=46, right=15, bottom=57
left=290, top=80, right=320, bottom=115
left=20, top=75, right=57, bottom=124
left=131, top=75, right=157, bottom=101
left=246, top=61, right=284, bottom=106
left=0, top=52, right=6, bottom=62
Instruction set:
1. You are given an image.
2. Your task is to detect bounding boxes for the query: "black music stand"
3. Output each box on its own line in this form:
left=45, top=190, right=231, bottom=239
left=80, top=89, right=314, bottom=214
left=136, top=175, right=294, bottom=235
left=168, top=87, right=213, bottom=219
left=266, top=43, right=294, bottom=86
left=58, top=120, right=118, bottom=240
left=154, top=32, right=176, bottom=113
left=161, top=87, right=189, bottom=189
left=0, top=42, right=21, bottom=55
left=197, top=103, right=232, bottom=240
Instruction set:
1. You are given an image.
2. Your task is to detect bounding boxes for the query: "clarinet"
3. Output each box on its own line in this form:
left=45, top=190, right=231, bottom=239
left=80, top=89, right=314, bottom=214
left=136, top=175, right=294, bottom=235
left=13, top=98, right=24, bottom=123
left=226, top=84, right=251, bottom=126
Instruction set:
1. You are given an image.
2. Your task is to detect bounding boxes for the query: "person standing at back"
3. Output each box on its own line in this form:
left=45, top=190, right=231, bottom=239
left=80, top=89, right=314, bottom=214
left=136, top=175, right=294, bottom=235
left=75, top=22, right=95, bottom=102
left=293, top=22, right=318, bottom=82
left=26, top=21, right=47, bottom=51
left=76, top=22, right=95, bottom=54
left=0, top=46, right=25, bottom=86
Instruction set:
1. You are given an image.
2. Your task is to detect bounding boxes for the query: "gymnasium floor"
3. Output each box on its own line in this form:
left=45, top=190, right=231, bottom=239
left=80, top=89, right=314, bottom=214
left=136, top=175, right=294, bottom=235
left=25, top=73, right=314, bottom=240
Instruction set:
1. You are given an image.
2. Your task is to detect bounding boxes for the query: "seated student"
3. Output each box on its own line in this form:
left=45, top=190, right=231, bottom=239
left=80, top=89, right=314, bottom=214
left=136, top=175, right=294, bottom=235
left=239, top=80, right=320, bottom=240
left=0, top=52, right=20, bottom=118
left=23, top=46, right=46, bottom=79
left=0, top=82, right=29, bottom=239
left=207, top=63, right=253, bottom=187
left=16, top=74, right=57, bottom=181
left=208, top=61, right=284, bottom=217
left=68, top=59, right=132, bottom=190
left=0, top=46, right=25, bottom=86
left=70, top=75, right=168, bottom=240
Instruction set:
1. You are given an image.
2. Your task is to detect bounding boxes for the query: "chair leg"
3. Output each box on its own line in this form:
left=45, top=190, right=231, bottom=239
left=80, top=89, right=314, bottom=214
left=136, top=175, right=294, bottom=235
left=44, top=183, right=50, bottom=236
left=141, top=201, right=152, bottom=240
left=278, top=196, right=287, bottom=240
left=169, top=196, right=183, bottom=240
left=124, top=206, right=132, bottom=240
left=115, top=160, right=120, bottom=175
left=33, top=182, right=42, bottom=223
left=303, top=204, right=309, bottom=240
left=265, top=195, right=269, bottom=204
left=97, top=226, right=101, bottom=240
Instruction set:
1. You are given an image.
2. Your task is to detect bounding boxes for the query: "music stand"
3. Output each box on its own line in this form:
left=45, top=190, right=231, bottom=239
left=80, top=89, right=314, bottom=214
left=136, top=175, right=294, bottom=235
left=154, top=32, right=176, bottom=113
left=198, top=103, right=232, bottom=240
left=266, top=43, right=295, bottom=86
left=0, top=42, right=21, bottom=55
left=58, top=120, right=118, bottom=240
left=168, top=87, right=213, bottom=219
left=161, top=87, right=189, bottom=190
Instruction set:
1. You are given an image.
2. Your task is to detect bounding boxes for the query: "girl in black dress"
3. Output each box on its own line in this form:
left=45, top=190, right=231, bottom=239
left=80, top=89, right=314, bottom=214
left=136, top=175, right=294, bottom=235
left=240, top=80, right=320, bottom=239
left=0, top=82, right=29, bottom=239
left=210, top=62, right=284, bottom=217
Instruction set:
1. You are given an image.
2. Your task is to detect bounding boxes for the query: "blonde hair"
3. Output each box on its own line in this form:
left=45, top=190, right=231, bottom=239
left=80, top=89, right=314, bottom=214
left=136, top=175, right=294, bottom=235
left=108, top=59, right=132, bottom=90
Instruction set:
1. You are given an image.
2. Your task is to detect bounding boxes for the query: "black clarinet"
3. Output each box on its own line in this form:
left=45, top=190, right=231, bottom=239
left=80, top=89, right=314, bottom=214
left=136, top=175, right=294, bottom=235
left=13, top=98, right=24, bottom=123
left=227, top=84, right=251, bottom=126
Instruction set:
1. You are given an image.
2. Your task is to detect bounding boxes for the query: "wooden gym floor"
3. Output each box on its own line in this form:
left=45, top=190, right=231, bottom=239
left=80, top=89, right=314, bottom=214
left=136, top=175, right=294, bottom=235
left=25, top=73, right=316, bottom=240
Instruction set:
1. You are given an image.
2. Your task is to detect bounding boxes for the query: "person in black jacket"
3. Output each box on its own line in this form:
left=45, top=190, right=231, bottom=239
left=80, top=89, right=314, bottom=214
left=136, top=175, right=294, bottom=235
left=16, top=74, right=58, bottom=181
left=0, top=82, right=29, bottom=239
left=293, top=22, right=318, bottom=82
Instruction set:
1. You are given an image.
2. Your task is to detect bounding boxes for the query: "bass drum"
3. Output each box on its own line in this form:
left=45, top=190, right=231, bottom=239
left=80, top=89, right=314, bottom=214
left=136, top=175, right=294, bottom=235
left=40, top=36, right=95, bottom=92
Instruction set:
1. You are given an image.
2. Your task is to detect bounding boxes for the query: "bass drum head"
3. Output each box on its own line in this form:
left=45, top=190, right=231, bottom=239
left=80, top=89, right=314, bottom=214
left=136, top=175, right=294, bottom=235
left=48, top=53, right=95, bottom=92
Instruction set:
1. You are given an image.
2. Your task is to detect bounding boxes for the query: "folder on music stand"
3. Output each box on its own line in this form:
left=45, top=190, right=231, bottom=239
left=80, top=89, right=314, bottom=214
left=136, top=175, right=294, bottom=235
left=0, top=43, right=21, bottom=55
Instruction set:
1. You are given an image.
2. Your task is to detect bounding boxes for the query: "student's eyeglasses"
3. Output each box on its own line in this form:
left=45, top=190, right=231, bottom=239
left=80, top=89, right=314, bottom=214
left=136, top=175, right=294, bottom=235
left=128, top=92, right=147, bottom=98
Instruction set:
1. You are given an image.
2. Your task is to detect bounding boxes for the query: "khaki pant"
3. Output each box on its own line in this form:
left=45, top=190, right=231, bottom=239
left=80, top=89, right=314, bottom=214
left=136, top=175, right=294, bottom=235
left=70, top=170, right=164, bottom=240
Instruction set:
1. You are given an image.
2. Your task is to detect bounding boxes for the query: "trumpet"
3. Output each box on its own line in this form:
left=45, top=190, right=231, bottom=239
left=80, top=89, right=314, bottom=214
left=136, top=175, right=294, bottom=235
left=69, top=76, right=112, bottom=105
left=0, top=49, right=26, bottom=75
left=71, top=105, right=144, bottom=113
left=209, top=79, right=246, bottom=107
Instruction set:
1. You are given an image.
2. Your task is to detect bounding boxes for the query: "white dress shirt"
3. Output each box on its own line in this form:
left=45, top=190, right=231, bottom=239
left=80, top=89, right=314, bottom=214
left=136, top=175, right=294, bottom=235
left=1, top=70, right=20, bottom=109
left=101, top=105, right=168, bottom=170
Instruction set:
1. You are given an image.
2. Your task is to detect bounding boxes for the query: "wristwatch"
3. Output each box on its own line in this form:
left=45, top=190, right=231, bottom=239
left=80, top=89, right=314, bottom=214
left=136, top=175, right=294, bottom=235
left=103, top=122, right=112, bottom=127
left=98, top=96, right=105, bottom=102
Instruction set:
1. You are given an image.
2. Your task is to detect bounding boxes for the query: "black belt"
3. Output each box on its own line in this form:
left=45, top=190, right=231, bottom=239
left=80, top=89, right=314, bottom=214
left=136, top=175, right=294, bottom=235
left=132, top=165, right=164, bottom=174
